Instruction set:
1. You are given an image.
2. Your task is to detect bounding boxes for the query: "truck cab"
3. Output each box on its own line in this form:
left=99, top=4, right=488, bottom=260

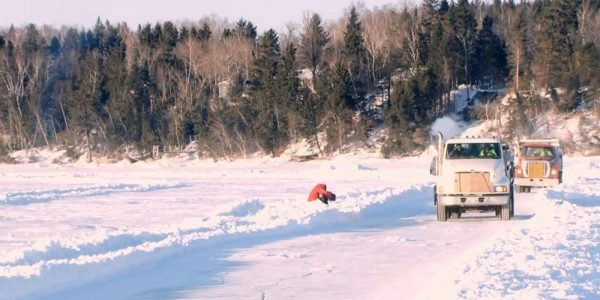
left=514, top=138, right=563, bottom=192
left=431, top=133, right=514, bottom=221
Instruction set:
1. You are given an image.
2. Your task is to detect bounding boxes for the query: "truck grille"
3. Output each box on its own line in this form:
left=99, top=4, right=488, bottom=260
left=454, top=172, right=492, bottom=193
left=527, top=162, right=547, bottom=178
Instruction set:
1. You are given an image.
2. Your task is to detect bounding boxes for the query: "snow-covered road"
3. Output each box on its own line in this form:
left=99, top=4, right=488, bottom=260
left=0, top=155, right=598, bottom=299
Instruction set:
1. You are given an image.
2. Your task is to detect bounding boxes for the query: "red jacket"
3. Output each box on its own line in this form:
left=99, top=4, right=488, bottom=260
left=307, top=183, right=335, bottom=201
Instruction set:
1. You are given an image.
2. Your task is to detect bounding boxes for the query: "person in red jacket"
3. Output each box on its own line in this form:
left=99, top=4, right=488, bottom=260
left=307, top=183, right=336, bottom=204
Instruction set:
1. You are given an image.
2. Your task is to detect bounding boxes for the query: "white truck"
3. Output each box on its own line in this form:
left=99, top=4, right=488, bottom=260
left=431, top=133, right=514, bottom=221
left=513, top=138, right=563, bottom=192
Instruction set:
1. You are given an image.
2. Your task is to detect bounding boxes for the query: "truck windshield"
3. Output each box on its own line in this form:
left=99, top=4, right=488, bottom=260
left=447, top=143, right=501, bottom=159
left=521, top=146, right=554, bottom=158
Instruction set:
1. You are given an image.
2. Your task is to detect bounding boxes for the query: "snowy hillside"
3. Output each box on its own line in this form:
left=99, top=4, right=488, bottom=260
left=1, top=146, right=599, bottom=299
left=445, top=88, right=600, bottom=155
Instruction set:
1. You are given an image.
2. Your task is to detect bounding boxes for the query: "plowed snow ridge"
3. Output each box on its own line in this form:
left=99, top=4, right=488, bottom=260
left=0, top=183, right=190, bottom=205
left=0, top=184, right=431, bottom=299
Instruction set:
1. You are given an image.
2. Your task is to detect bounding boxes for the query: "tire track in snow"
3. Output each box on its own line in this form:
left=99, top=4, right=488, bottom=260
left=455, top=179, right=600, bottom=299
left=0, top=184, right=433, bottom=300
left=0, top=183, right=190, bottom=206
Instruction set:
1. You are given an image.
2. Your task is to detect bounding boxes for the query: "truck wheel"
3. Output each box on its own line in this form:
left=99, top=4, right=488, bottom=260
left=437, top=203, right=447, bottom=222
left=559, top=172, right=563, bottom=184
left=433, top=185, right=437, bottom=206
left=510, top=185, right=515, bottom=218
left=450, top=211, right=461, bottom=219
left=510, top=196, right=515, bottom=218
left=516, top=185, right=522, bottom=193
left=501, top=203, right=510, bottom=221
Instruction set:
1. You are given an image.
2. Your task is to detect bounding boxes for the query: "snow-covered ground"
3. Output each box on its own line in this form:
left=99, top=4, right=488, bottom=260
left=0, top=151, right=599, bottom=299
left=1, top=92, right=599, bottom=299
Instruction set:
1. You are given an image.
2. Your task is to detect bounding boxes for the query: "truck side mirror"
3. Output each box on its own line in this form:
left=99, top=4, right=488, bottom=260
left=430, top=156, right=438, bottom=175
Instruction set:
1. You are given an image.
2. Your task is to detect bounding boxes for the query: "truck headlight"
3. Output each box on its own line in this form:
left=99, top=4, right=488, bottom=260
left=494, top=185, right=508, bottom=193
left=515, top=166, right=523, bottom=176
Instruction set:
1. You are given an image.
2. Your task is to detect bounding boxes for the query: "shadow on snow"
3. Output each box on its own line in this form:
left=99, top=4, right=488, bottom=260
left=34, top=186, right=436, bottom=300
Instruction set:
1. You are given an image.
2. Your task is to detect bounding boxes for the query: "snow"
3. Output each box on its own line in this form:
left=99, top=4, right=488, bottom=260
left=2, top=97, right=600, bottom=299
left=1, top=148, right=599, bottom=299
left=454, top=157, right=600, bottom=299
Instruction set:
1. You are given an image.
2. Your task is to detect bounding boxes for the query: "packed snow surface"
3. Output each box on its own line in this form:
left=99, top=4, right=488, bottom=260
left=0, top=153, right=599, bottom=299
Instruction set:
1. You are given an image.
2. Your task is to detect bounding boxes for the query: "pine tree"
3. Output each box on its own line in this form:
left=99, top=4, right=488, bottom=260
left=428, top=17, right=447, bottom=116
left=416, top=68, right=441, bottom=124
left=318, top=62, right=352, bottom=153
left=448, top=0, right=477, bottom=88
left=504, top=94, right=530, bottom=141
left=249, top=29, right=287, bottom=155
left=49, top=37, right=61, bottom=58
left=342, top=6, right=368, bottom=111
left=473, top=15, right=508, bottom=88
left=198, top=23, right=212, bottom=42
left=422, top=0, right=440, bottom=34
left=382, top=65, right=441, bottom=157
left=224, top=19, right=257, bottom=41
left=161, top=22, right=179, bottom=52
left=278, top=42, right=302, bottom=140
left=23, top=24, right=45, bottom=54
left=507, top=6, right=529, bottom=94
left=102, top=24, right=130, bottom=150
left=68, top=50, right=103, bottom=160
left=126, top=62, right=158, bottom=149
left=535, top=0, right=579, bottom=109
left=298, top=13, right=329, bottom=90
left=382, top=79, right=412, bottom=156
left=577, top=42, right=600, bottom=100
left=138, top=24, right=158, bottom=48
left=439, top=0, right=449, bottom=13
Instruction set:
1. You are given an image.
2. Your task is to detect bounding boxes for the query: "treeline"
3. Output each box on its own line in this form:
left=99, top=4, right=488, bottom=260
left=0, top=0, right=599, bottom=159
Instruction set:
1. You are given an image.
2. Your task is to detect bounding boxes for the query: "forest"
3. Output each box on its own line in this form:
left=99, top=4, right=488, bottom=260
left=0, top=0, right=599, bottom=160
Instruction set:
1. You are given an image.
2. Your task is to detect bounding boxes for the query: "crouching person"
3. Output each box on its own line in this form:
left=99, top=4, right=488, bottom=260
left=307, top=183, right=336, bottom=205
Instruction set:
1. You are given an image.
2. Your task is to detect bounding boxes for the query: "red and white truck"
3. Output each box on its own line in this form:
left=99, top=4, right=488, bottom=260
left=513, top=138, right=563, bottom=192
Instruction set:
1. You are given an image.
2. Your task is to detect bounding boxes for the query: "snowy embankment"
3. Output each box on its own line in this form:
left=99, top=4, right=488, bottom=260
left=1, top=155, right=599, bottom=300
left=454, top=157, right=600, bottom=299
left=0, top=156, right=433, bottom=300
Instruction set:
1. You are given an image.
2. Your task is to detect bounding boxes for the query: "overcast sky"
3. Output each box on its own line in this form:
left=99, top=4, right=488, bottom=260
left=0, top=0, right=412, bottom=32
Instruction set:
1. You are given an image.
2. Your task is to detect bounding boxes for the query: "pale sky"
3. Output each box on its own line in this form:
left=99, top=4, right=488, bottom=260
left=0, top=0, right=412, bottom=32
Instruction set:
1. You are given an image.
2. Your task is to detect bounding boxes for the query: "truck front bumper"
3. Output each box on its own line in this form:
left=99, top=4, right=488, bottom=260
left=437, top=193, right=510, bottom=206
left=514, top=177, right=559, bottom=187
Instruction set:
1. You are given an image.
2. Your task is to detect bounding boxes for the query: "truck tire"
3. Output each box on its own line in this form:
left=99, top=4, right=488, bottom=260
left=559, top=171, right=563, bottom=184
left=510, top=185, right=515, bottom=218
left=450, top=211, right=461, bottom=219
left=501, top=203, right=510, bottom=221
left=433, top=185, right=437, bottom=206
left=437, top=203, right=447, bottom=222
